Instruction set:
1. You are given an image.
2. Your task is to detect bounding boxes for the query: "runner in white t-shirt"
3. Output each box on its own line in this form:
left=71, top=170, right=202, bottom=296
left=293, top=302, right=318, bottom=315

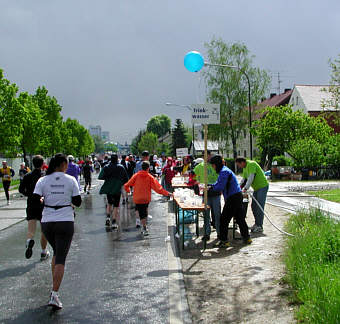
left=32, top=153, right=82, bottom=310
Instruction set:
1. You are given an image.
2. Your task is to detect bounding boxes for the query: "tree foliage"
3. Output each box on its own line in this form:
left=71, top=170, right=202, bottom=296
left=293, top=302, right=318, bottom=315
left=138, top=132, right=158, bottom=154
left=203, top=39, right=271, bottom=158
left=0, top=68, right=94, bottom=159
left=146, top=114, right=171, bottom=138
left=172, top=119, right=187, bottom=155
left=252, top=105, right=335, bottom=168
left=321, top=54, right=340, bottom=126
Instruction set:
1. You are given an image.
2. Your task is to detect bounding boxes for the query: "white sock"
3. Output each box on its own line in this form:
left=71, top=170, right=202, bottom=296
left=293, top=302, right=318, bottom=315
left=51, top=290, right=58, bottom=297
left=41, top=249, right=47, bottom=254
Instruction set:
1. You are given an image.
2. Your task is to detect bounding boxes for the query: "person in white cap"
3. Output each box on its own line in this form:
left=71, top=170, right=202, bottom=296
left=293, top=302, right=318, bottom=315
left=65, top=155, right=80, bottom=189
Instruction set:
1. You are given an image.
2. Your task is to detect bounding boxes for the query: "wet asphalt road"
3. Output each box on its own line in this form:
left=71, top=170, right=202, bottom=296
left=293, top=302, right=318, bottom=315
left=0, top=188, right=171, bottom=324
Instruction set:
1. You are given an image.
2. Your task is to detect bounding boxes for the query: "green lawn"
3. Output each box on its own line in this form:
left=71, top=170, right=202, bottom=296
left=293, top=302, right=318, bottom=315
left=284, top=208, right=340, bottom=323
left=307, top=188, right=340, bottom=203
left=0, top=179, right=20, bottom=191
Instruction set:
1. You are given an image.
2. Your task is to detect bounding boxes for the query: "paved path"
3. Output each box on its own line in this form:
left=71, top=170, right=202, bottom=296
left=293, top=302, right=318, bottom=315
left=0, top=186, right=190, bottom=323
left=267, top=181, right=340, bottom=220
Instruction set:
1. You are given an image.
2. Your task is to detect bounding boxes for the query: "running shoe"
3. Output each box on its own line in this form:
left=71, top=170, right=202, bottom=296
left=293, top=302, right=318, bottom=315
left=216, top=240, right=230, bottom=248
left=122, top=199, right=126, bottom=205
left=251, top=225, right=263, bottom=233
left=141, top=226, right=149, bottom=236
left=105, top=218, right=110, bottom=227
left=25, top=239, right=35, bottom=259
left=7, top=201, right=10, bottom=205
left=243, top=237, right=252, bottom=245
left=48, top=293, right=63, bottom=310
left=40, top=250, right=50, bottom=261
left=111, top=220, right=118, bottom=230
left=250, top=224, right=256, bottom=231
left=87, top=191, right=90, bottom=195
left=136, top=218, right=141, bottom=228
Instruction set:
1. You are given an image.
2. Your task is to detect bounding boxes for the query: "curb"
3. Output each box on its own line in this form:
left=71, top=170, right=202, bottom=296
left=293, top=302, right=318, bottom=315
left=167, top=204, right=192, bottom=324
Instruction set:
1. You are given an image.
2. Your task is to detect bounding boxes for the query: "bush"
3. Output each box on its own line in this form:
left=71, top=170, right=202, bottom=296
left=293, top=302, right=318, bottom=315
left=272, top=155, right=292, bottom=166
left=284, top=208, right=340, bottom=323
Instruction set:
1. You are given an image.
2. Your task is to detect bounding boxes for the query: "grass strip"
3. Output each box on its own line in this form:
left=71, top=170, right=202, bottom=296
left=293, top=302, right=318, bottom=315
left=307, top=188, right=340, bottom=203
left=0, top=179, right=20, bottom=190
left=284, top=208, right=340, bottom=323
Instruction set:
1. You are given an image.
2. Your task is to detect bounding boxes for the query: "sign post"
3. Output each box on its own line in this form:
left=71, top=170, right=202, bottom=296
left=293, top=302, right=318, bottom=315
left=191, top=104, right=220, bottom=249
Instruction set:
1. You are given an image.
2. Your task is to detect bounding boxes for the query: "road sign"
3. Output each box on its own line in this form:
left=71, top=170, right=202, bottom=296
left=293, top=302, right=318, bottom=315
left=191, top=104, right=220, bottom=125
left=176, top=148, right=188, bottom=157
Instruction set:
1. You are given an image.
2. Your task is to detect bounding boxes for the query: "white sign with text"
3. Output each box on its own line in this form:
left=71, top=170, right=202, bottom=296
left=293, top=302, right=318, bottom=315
left=191, top=104, right=220, bottom=125
left=176, top=148, right=188, bottom=157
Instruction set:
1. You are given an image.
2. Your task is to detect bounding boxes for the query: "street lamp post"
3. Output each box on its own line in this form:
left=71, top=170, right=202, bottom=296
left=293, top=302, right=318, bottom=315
left=165, top=102, right=196, bottom=157
left=184, top=51, right=253, bottom=159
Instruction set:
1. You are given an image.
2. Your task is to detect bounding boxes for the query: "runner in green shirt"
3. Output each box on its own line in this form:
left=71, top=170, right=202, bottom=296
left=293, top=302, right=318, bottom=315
left=235, top=157, right=269, bottom=233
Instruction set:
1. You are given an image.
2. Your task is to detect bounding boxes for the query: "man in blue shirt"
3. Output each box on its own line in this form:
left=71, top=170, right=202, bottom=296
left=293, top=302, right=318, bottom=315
left=209, top=155, right=252, bottom=247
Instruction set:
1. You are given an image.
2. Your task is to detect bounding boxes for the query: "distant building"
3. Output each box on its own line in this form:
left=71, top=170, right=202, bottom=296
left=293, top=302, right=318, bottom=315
left=89, top=125, right=102, bottom=138
left=117, top=142, right=130, bottom=155
left=101, top=131, right=110, bottom=141
left=289, top=85, right=339, bottom=133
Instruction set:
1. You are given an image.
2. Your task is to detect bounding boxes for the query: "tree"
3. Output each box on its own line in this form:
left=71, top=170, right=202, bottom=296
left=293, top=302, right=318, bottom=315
left=32, top=86, right=64, bottom=156
left=252, top=105, right=333, bottom=168
left=104, top=142, right=118, bottom=153
left=146, top=114, right=171, bottom=138
left=0, top=69, right=21, bottom=155
left=321, top=54, right=340, bottom=127
left=203, top=39, right=271, bottom=158
left=138, top=132, right=158, bottom=154
left=92, top=135, right=105, bottom=153
left=172, top=119, right=187, bottom=155
left=130, top=129, right=146, bottom=155
left=157, top=142, right=171, bottom=156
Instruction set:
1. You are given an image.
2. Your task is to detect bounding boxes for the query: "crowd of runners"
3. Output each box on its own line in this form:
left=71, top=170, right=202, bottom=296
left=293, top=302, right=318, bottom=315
left=0, top=150, right=269, bottom=310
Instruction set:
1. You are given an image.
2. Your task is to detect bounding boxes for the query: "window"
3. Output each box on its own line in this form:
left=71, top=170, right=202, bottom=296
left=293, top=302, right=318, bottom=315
left=238, top=150, right=240, bottom=156
left=243, top=130, right=247, bottom=139
left=244, top=150, right=247, bottom=157
left=296, top=96, right=299, bottom=105
left=291, top=98, right=294, bottom=105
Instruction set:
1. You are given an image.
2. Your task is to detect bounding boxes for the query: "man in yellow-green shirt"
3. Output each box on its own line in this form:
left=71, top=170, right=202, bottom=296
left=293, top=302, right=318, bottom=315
left=193, top=151, right=221, bottom=241
left=235, top=157, right=269, bottom=233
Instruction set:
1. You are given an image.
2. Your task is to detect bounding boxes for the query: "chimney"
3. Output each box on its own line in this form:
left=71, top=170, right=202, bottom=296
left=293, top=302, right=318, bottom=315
left=270, top=93, right=276, bottom=98
left=284, top=88, right=291, bottom=93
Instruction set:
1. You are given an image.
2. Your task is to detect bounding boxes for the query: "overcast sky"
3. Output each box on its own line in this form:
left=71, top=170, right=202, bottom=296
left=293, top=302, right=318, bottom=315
left=1, top=0, right=340, bottom=143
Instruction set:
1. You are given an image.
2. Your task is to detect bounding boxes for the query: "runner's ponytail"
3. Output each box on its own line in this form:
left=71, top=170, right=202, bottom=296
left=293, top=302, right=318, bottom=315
left=46, top=153, right=68, bottom=175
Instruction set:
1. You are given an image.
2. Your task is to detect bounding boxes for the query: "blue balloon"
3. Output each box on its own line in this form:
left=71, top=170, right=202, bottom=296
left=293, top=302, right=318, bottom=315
left=184, top=51, right=204, bottom=72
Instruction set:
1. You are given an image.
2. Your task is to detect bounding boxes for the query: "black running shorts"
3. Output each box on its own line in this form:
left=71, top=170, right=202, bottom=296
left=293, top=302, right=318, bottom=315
left=26, top=206, right=43, bottom=221
left=135, top=203, right=149, bottom=220
left=106, top=193, right=121, bottom=207
left=41, top=221, right=74, bottom=265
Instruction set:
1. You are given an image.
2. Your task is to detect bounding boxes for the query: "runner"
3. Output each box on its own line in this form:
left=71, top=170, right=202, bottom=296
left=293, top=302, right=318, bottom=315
left=209, top=155, right=252, bottom=247
left=133, top=151, right=150, bottom=228
left=32, top=153, right=82, bottom=310
left=94, top=158, right=101, bottom=174
left=0, top=160, right=15, bottom=205
left=120, top=155, right=130, bottom=204
left=124, top=161, right=171, bottom=236
left=99, top=154, right=129, bottom=229
left=19, top=155, right=50, bottom=261
left=19, top=162, right=31, bottom=187
left=236, top=157, right=269, bottom=233
left=66, top=155, right=81, bottom=190
left=127, top=155, right=136, bottom=179
left=82, top=158, right=94, bottom=194
left=162, top=157, right=176, bottom=195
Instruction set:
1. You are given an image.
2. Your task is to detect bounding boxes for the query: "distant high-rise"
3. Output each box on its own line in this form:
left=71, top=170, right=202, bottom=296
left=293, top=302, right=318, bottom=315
left=88, top=125, right=102, bottom=138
